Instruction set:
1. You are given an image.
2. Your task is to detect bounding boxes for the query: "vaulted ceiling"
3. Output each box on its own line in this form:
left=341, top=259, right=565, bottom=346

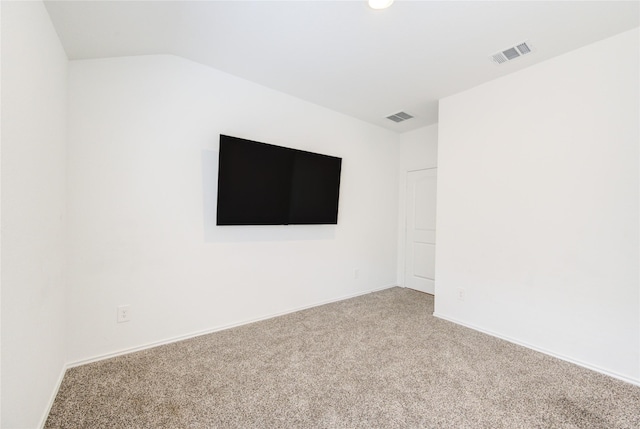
left=44, top=1, right=639, bottom=132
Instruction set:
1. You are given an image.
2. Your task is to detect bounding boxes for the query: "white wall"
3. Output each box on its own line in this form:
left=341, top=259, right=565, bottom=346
left=396, top=125, right=438, bottom=285
left=66, top=55, right=400, bottom=363
left=436, top=29, right=639, bottom=382
left=1, top=1, right=69, bottom=427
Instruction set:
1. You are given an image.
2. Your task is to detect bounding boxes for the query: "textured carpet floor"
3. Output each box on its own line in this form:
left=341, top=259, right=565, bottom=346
left=46, top=287, right=640, bottom=428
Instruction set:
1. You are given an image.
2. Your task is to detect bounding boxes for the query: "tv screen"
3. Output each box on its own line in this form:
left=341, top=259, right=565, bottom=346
left=216, top=135, right=342, bottom=225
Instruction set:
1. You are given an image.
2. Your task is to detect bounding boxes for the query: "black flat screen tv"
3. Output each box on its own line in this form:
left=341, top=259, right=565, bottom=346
left=216, top=135, right=342, bottom=225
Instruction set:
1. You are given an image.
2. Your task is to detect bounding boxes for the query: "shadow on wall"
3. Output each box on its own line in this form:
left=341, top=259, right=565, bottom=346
left=201, top=150, right=336, bottom=243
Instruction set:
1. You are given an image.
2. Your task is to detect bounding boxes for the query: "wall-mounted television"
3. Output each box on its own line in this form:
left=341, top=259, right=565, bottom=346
left=216, top=135, right=342, bottom=225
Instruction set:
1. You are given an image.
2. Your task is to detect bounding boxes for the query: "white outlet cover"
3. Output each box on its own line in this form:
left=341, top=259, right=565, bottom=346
left=117, top=305, right=131, bottom=323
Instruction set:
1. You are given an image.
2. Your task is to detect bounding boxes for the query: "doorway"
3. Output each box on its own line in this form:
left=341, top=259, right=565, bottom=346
left=404, top=168, right=437, bottom=294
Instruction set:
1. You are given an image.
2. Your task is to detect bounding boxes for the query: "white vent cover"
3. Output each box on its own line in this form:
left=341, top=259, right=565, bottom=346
left=386, top=111, right=414, bottom=123
left=490, top=41, right=533, bottom=65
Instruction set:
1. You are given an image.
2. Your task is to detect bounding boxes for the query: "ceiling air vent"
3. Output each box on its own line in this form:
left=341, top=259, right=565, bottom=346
left=490, top=41, right=533, bottom=65
left=386, top=111, right=414, bottom=123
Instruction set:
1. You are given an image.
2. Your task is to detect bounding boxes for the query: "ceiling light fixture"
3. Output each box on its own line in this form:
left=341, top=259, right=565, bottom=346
left=368, top=0, right=394, bottom=10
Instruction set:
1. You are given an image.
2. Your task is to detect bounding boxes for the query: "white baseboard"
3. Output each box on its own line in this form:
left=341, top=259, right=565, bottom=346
left=433, top=312, right=640, bottom=387
left=67, top=285, right=397, bottom=369
left=39, top=363, right=68, bottom=429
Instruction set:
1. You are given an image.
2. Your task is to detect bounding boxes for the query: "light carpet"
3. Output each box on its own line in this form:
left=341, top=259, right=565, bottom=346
left=45, top=287, right=640, bottom=428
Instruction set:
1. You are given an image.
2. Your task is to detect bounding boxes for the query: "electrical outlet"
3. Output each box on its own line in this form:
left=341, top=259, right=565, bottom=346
left=457, top=288, right=466, bottom=301
left=353, top=268, right=359, bottom=279
left=117, top=305, right=131, bottom=323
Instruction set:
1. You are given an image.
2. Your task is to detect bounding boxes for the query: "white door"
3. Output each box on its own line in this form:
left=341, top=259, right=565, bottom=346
left=404, top=168, right=437, bottom=294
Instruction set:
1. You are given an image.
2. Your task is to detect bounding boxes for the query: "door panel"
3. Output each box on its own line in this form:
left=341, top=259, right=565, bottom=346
left=405, top=168, right=437, bottom=294
left=413, top=242, right=435, bottom=280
